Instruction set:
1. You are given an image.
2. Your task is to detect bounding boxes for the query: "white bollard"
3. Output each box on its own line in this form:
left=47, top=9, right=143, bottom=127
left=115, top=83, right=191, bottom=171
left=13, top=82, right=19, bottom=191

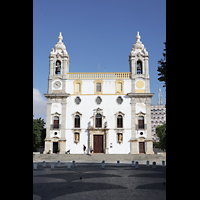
left=146, top=161, right=149, bottom=166
left=132, top=161, right=135, bottom=167
left=51, top=162, right=54, bottom=168
left=117, top=160, right=120, bottom=166
left=152, top=161, right=156, bottom=168
left=57, top=161, right=60, bottom=167
left=162, top=160, right=165, bottom=167
left=101, top=160, right=105, bottom=169
left=135, top=161, right=139, bottom=168
left=42, top=161, right=46, bottom=167
left=33, top=163, right=37, bottom=169
left=67, top=162, right=71, bottom=169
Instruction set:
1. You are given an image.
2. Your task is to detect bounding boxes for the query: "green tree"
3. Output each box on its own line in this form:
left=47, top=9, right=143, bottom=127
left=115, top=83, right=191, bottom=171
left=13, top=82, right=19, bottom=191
left=157, top=42, right=166, bottom=88
left=156, top=123, right=166, bottom=151
left=33, top=116, right=45, bottom=151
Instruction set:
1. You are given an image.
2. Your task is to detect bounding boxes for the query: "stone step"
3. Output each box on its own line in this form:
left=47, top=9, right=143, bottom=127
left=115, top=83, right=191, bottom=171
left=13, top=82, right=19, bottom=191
left=33, top=153, right=166, bottom=162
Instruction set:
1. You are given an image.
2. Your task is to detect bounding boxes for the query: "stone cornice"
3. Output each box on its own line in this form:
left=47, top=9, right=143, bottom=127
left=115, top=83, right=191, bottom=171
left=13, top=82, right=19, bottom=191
left=127, top=93, right=154, bottom=98
left=44, top=93, right=70, bottom=99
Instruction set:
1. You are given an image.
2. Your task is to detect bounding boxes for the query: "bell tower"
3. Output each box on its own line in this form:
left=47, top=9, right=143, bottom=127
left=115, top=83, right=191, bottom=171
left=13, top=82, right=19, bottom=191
left=128, top=32, right=154, bottom=154
left=48, top=32, right=69, bottom=94
left=44, top=32, right=70, bottom=154
left=129, top=32, right=150, bottom=93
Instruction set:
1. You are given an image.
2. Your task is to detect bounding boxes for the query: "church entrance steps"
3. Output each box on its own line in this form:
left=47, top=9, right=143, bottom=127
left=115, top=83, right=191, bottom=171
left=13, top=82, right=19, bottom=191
left=33, top=154, right=166, bottom=164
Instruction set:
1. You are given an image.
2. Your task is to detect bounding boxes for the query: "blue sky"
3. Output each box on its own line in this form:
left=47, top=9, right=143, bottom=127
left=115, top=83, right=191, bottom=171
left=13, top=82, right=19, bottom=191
left=33, top=0, right=166, bottom=120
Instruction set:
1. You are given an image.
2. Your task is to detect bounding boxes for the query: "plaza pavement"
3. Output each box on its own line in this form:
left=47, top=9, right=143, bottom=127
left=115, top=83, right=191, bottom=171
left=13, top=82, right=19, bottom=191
left=33, top=154, right=166, bottom=200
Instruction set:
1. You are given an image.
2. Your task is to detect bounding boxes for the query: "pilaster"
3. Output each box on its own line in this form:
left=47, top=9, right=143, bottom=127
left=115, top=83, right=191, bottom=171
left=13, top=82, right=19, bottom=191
left=45, top=100, right=52, bottom=140
left=145, top=99, right=154, bottom=154
left=130, top=97, right=139, bottom=154
left=130, top=140, right=139, bottom=154
left=60, top=98, right=67, bottom=154
left=130, top=98, right=136, bottom=140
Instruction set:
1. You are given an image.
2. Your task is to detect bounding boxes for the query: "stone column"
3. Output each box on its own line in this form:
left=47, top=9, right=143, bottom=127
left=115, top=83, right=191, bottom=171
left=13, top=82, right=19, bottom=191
left=130, top=98, right=139, bottom=154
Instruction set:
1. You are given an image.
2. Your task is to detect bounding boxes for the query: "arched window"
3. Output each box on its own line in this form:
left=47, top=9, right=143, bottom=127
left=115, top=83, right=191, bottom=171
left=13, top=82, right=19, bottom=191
left=53, top=116, right=59, bottom=129
left=138, top=116, right=144, bottom=129
left=137, top=60, right=142, bottom=74
left=75, top=115, right=80, bottom=128
left=117, top=115, right=123, bottom=128
left=95, top=113, right=102, bottom=128
left=55, top=60, right=61, bottom=74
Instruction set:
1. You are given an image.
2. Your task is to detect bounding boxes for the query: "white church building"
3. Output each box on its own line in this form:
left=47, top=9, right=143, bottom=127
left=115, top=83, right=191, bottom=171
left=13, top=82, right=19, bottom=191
left=44, top=32, right=154, bottom=154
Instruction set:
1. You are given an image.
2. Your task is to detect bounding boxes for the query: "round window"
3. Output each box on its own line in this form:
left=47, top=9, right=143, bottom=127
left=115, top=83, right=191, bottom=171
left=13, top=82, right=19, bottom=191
left=117, top=96, right=123, bottom=104
left=75, top=96, right=81, bottom=105
left=96, top=96, right=102, bottom=104
left=140, top=132, right=143, bottom=135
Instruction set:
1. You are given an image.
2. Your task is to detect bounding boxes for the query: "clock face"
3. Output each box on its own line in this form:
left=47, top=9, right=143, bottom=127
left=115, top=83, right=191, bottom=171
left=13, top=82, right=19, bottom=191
left=53, top=81, right=61, bottom=89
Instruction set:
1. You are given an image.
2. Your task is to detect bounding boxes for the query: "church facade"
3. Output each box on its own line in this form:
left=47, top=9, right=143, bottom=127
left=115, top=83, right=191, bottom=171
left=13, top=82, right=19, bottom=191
left=44, top=32, right=154, bottom=154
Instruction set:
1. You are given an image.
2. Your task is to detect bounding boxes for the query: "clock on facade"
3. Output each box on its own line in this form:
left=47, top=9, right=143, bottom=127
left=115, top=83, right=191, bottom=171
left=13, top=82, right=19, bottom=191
left=53, top=81, right=61, bottom=89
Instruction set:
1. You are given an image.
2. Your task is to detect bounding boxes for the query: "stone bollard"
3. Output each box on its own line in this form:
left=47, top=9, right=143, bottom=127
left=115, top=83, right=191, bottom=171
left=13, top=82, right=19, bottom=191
left=135, top=161, right=139, bottom=169
left=132, top=161, right=135, bottom=167
left=42, top=161, right=46, bottom=167
left=146, top=160, right=149, bottom=166
left=117, top=160, right=120, bottom=166
left=51, top=162, right=54, bottom=169
left=101, top=160, right=105, bottom=169
left=67, top=162, right=71, bottom=169
left=33, top=163, right=37, bottom=169
left=152, top=161, right=156, bottom=168
left=162, top=160, right=165, bottom=167
left=57, top=161, right=61, bottom=167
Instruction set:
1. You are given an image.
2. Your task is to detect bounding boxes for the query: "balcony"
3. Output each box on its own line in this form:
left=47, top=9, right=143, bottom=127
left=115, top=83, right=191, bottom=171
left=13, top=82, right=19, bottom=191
left=67, top=72, right=131, bottom=79
left=135, top=124, right=147, bottom=130
left=50, top=124, right=61, bottom=130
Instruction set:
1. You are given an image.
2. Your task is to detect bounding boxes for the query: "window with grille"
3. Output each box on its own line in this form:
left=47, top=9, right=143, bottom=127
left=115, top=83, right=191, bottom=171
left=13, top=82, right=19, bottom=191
left=96, top=83, right=101, bottom=92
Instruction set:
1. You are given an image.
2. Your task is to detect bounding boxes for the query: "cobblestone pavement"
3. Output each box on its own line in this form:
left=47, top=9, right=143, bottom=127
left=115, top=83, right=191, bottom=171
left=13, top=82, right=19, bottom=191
left=33, top=162, right=166, bottom=200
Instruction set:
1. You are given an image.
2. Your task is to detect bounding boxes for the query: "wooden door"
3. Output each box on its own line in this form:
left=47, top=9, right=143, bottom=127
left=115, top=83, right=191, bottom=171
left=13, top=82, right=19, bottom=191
left=94, top=135, right=103, bottom=153
left=53, top=142, right=58, bottom=153
left=139, top=142, right=145, bottom=153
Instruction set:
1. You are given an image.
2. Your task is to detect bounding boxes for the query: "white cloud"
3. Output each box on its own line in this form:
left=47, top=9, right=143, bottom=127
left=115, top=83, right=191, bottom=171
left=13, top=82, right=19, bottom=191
left=33, top=88, right=47, bottom=120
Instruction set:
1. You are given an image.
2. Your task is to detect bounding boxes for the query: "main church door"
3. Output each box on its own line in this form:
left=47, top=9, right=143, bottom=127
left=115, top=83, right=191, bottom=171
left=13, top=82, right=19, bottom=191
left=94, top=135, right=103, bottom=153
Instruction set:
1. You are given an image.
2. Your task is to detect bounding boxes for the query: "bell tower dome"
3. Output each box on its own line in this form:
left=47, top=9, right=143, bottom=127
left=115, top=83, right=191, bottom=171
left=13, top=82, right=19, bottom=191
left=47, top=32, right=70, bottom=93
left=129, top=32, right=150, bottom=93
